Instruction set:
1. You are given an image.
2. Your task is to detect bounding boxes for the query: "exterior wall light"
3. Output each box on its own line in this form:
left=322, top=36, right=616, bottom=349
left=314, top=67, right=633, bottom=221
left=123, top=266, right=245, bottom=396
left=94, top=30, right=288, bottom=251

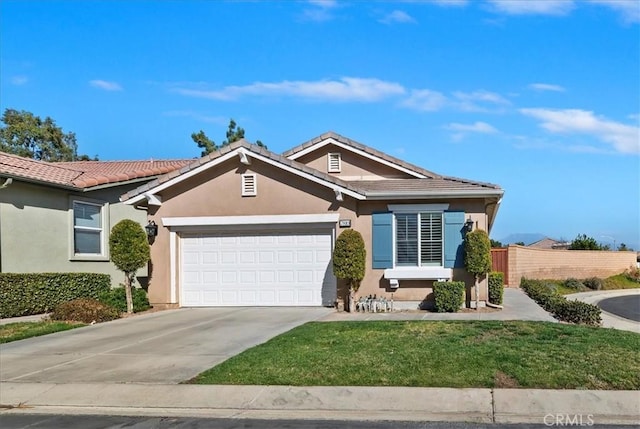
left=145, top=220, right=158, bottom=238
left=465, top=218, right=474, bottom=232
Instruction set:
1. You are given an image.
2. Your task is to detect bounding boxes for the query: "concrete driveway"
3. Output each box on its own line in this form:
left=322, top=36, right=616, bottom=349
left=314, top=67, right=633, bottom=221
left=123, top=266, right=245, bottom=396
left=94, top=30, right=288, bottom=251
left=0, top=307, right=332, bottom=384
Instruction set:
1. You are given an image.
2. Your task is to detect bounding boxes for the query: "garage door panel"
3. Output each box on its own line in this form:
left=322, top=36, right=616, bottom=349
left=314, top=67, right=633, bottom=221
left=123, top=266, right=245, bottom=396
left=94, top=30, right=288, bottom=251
left=181, top=230, right=335, bottom=307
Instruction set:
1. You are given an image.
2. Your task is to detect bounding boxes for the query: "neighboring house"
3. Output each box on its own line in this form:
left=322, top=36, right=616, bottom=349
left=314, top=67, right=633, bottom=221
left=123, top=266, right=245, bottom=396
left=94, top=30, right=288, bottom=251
left=121, top=132, right=504, bottom=309
left=0, top=152, right=191, bottom=283
left=528, top=237, right=570, bottom=250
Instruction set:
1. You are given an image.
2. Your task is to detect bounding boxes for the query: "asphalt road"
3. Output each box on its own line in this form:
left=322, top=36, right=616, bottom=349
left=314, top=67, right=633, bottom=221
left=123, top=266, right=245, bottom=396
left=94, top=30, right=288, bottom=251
left=597, top=295, right=640, bottom=322
left=0, top=415, right=633, bottom=429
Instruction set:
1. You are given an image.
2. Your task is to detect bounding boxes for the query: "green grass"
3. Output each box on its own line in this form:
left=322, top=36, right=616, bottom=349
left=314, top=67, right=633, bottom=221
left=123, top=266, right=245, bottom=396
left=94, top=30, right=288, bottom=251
left=189, top=321, right=639, bottom=390
left=0, top=321, right=85, bottom=343
left=603, top=274, right=639, bottom=290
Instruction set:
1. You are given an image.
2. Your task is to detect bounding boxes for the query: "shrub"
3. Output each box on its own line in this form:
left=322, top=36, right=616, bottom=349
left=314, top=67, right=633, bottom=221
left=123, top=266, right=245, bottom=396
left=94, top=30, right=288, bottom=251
left=464, top=229, right=492, bottom=277
left=332, top=229, right=366, bottom=292
left=623, top=267, right=640, bottom=283
left=488, top=272, right=504, bottom=305
left=563, top=278, right=584, bottom=290
left=433, top=281, right=465, bottom=313
left=583, top=277, right=604, bottom=291
left=50, top=298, right=120, bottom=323
left=520, top=278, right=601, bottom=325
left=99, top=287, right=150, bottom=313
left=110, top=219, right=150, bottom=313
left=0, top=273, right=111, bottom=318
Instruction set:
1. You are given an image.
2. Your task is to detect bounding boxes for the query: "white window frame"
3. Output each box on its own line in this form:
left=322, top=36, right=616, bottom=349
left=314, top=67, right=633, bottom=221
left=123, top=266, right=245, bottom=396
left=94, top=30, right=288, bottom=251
left=327, top=152, right=341, bottom=173
left=388, top=204, right=448, bottom=269
left=394, top=212, right=444, bottom=267
left=241, top=173, right=257, bottom=196
left=69, top=198, right=109, bottom=261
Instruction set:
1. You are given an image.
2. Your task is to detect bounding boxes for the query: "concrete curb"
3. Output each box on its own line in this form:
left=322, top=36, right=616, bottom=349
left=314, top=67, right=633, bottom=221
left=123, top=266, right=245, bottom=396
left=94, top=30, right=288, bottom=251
left=1, top=383, right=638, bottom=425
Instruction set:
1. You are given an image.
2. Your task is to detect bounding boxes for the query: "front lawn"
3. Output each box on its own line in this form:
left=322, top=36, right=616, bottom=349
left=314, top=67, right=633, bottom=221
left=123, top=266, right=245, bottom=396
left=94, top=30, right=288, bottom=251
left=0, top=321, right=85, bottom=343
left=189, top=321, right=639, bottom=390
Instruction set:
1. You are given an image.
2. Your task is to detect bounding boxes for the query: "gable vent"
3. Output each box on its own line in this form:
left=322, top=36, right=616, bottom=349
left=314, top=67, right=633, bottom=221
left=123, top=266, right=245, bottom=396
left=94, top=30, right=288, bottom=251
left=328, top=152, right=341, bottom=173
left=241, top=174, right=257, bottom=196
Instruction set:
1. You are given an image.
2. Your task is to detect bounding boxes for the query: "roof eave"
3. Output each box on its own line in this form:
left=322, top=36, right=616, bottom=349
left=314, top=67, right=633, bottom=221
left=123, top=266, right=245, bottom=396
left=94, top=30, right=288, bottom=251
left=364, top=189, right=504, bottom=200
left=0, top=173, right=81, bottom=191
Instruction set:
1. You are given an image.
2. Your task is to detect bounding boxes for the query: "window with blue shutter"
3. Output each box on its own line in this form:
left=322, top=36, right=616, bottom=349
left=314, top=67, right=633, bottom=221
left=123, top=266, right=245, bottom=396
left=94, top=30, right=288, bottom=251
left=372, top=212, right=393, bottom=269
left=443, top=211, right=465, bottom=268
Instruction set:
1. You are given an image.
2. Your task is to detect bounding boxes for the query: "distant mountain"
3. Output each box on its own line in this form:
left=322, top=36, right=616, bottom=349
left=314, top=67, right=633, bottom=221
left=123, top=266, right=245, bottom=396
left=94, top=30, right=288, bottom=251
left=498, top=233, right=547, bottom=246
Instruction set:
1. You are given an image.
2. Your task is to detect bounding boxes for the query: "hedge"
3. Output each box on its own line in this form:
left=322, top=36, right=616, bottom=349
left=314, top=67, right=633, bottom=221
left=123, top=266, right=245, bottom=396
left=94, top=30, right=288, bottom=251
left=98, top=287, right=150, bottom=313
left=0, top=273, right=111, bottom=318
left=433, top=281, right=465, bottom=313
left=520, top=278, right=601, bottom=326
left=488, top=272, right=504, bottom=305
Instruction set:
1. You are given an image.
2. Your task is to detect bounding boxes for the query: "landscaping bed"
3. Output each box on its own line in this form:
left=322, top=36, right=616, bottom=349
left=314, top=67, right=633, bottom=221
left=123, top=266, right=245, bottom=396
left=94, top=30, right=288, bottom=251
left=189, top=320, right=639, bottom=390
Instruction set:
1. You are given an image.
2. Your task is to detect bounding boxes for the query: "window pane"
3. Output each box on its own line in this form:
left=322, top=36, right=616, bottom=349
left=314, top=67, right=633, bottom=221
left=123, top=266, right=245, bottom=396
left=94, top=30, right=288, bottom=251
left=396, top=213, right=418, bottom=266
left=74, top=203, right=101, bottom=228
left=421, top=212, right=443, bottom=265
left=74, top=230, right=101, bottom=254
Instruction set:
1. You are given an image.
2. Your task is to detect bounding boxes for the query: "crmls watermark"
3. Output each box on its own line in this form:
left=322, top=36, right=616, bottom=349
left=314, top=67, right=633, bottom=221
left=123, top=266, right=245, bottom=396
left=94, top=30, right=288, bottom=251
left=544, top=414, right=595, bottom=426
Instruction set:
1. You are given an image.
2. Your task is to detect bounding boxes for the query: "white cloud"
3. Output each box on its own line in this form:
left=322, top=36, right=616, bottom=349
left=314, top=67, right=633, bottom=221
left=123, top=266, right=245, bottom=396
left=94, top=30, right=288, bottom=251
left=528, top=83, right=566, bottom=92
left=10, top=75, right=28, bottom=85
left=445, top=121, right=499, bottom=133
left=302, top=0, right=340, bottom=22
left=379, top=10, right=416, bottom=24
left=89, top=79, right=123, bottom=91
left=485, top=0, right=575, bottom=16
left=401, top=89, right=448, bottom=111
left=173, top=77, right=406, bottom=102
left=588, top=0, right=640, bottom=24
left=452, top=89, right=510, bottom=111
left=520, top=108, right=640, bottom=154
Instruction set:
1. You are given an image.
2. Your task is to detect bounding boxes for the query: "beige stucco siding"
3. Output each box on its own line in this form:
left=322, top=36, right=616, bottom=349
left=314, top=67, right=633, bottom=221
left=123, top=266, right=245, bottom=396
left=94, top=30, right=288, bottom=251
left=0, top=181, right=147, bottom=285
left=295, top=144, right=414, bottom=179
left=146, top=156, right=490, bottom=307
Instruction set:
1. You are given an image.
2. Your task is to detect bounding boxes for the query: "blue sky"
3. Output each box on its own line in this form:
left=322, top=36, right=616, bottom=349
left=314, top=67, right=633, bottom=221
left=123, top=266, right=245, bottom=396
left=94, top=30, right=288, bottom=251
left=1, top=0, right=639, bottom=248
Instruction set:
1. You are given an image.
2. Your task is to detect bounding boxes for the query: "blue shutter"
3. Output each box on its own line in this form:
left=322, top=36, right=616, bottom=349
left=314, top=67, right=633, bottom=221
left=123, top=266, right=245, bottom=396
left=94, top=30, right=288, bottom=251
left=444, top=211, right=465, bottom=268
left=372, top=212, right=393, bottom=269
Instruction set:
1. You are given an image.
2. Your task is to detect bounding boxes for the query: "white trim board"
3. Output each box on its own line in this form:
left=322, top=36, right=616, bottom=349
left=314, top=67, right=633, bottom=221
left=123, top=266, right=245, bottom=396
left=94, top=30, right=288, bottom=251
left=162, top=213, right=340, bottom=227
left=286, top=137, right=428, bottom=179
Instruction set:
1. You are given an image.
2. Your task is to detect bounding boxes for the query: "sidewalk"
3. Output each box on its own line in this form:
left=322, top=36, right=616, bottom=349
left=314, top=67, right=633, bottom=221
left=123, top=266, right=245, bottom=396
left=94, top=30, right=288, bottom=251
left=1, top=382, right=638, bottom=425
left=0, top=314, right=49, bottom=326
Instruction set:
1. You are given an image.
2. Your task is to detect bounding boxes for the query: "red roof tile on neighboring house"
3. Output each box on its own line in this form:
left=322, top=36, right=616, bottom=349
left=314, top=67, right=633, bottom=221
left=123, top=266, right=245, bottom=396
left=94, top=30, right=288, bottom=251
left=0, top=152, right=192, bottom=189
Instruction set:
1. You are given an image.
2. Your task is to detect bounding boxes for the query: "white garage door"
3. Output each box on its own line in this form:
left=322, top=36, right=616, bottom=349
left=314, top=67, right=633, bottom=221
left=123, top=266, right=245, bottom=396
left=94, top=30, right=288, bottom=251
left=181, top=230, right=334, bottom=306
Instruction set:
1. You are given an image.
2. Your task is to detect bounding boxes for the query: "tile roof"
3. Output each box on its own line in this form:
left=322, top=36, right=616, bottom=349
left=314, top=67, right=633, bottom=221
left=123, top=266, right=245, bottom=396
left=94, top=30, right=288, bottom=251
left=0, top=151, right=192, bottom=190
left=355, top=177, right=502, bottom=196
left=282, top=131, right=441, bottom=179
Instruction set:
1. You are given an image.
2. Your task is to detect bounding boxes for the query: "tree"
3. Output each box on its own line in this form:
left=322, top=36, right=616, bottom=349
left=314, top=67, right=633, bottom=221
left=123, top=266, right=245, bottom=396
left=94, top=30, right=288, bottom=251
left=569, top=234, right=602, bottom=250
left=332, top=229, right=366, bottom=312
left=514, top=241, right=526, bottom=246
left=490, top=239, right=503, bottom=248
left=618, top=243, right=633, bottom=251
left=464, top=229, right=492, bottom=310
left=191, top=118, right=266, bottom=156
left=109, top=220, right=150, bottom=314
left=0, top=108, right=94, bottom=161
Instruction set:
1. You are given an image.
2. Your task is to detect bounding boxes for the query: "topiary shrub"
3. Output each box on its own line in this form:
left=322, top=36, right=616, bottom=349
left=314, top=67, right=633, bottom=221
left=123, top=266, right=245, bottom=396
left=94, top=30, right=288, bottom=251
left=464, top=229, right=492, bottom=308
left=583, top=277, right=604, bottom=291
left=50, top=298, right=120, bottom=323
left=333, top=229, right=366, bottom=311
left=488, top=272, right=504, bottom=305
left=433, top=281, right=465, bottom=313
left=0, top=273, right=111, bottom=318
left=563, top=278, right=585, bottom=290
left=99, top=287, right=150, bottom=313
left=110, top=220, right=150, bottom=314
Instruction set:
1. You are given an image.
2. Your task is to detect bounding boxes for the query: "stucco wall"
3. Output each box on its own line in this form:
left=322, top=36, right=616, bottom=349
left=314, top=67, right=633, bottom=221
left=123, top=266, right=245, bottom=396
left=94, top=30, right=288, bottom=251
left=146, top=156, right=491, bottom=307
left=506, top=245, right=637, bottom=286
left=0, top=181, right=147, bottom=285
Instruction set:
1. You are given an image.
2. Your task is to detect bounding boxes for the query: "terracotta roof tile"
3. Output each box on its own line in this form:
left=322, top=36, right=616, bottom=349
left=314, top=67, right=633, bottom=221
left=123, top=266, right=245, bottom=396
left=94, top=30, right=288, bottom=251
left=0, top=152, right=192, bottom=189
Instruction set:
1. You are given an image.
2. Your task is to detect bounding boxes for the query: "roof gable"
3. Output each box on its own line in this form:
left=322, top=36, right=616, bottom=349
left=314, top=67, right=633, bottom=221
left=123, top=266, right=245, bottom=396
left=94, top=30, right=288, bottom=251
left=121, top=140, right=367, bottom=205
left=283, top=131, right=440, bottom=179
